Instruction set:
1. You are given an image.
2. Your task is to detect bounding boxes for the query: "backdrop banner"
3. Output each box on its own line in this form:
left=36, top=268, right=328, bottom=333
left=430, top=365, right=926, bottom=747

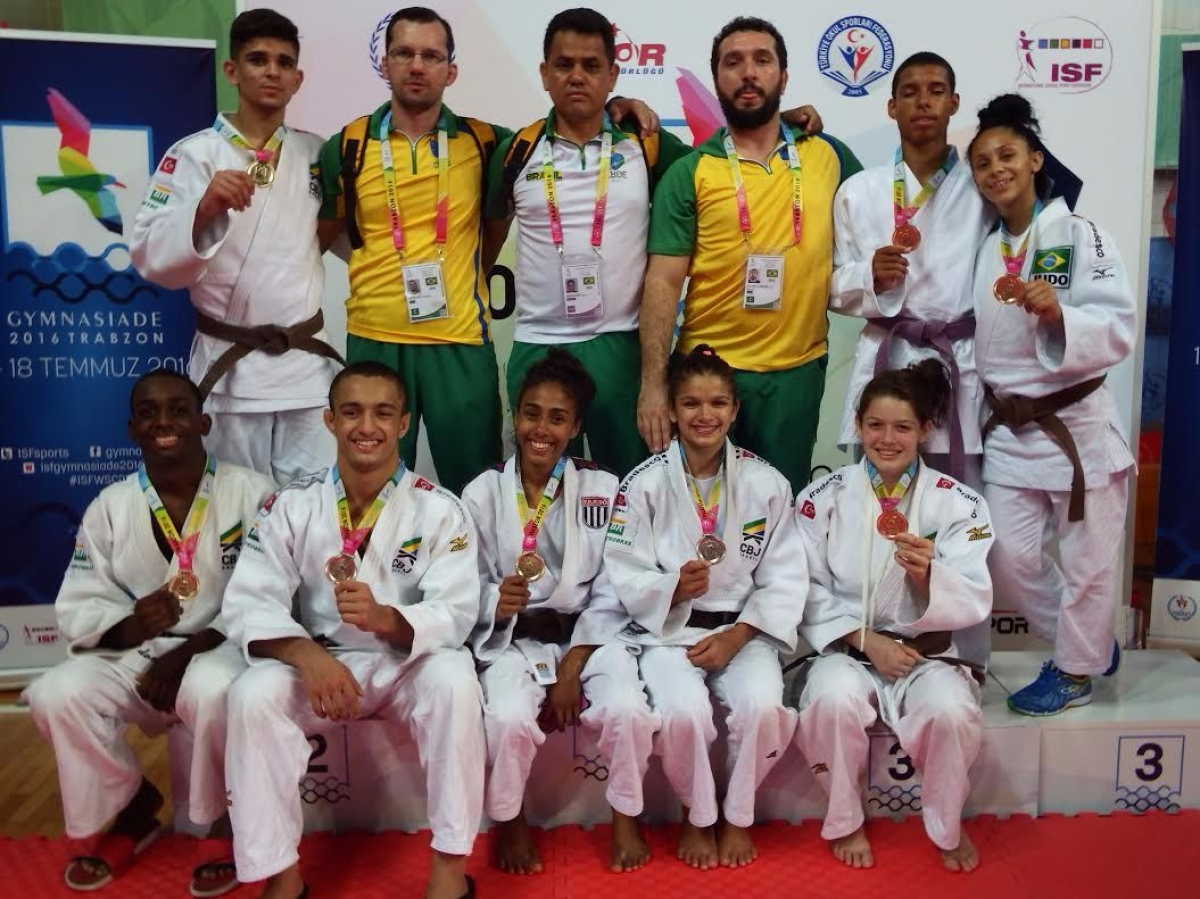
left=0, top=31, right=215, bottom=678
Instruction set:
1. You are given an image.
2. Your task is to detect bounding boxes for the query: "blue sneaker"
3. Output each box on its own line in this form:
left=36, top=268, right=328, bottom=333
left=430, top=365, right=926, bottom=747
left=1007, top=661, right=1092, bottom=716
left=1103, top=639, right=1121, bottom=677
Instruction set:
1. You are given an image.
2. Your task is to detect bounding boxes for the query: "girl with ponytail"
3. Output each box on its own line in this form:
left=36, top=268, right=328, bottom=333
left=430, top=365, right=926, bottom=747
left=967, top=93, right=1136, bottom=716
left=793, top=359, right=993, bottom=874
left=603, top=344, right=806, bottom=869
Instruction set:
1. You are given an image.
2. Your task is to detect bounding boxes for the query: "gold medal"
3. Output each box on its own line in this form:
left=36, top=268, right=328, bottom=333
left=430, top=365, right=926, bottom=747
left=168, top=570, right=200, bottom=602
left=993, top=273, right=1025, bottom=305
left=324, top=553, right=358, bottom=583
left=697, top=534, right=727, bottom=564
left=247, top=160, right=275, bottom=187
left=876, top=508, right=909, bottom=540
left=516, top=551, right=546, bottom=582
left=892, top=223, right=921, bottom=252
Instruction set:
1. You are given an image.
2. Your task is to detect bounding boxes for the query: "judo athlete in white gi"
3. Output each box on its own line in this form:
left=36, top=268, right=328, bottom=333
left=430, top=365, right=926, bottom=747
left=131, top=9, right=340, bottom=486
left=25, top=370, right=274, bottom=896
left=605, top=346, right=806, bottom=870
left=464, top=350, right=658, bottom=875
left=830, top=52, right=990, bottom=489
left=967, top=94, right=1135, bottom=716
left=793, top=360, right=993, bottom=874
left=221, top=362, right=484, bottom=899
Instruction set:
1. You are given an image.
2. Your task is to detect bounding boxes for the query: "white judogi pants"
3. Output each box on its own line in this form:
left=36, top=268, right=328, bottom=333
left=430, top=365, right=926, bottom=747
left=25, top=641, right=244, bottom=838
left=481, top=642, right=658, bottom=822
left=984, top=474, right=1129, bottom=675
left=225, top=647, right=485, bottom=882
left=638, top=638, right=796, bottom=829
left=206, top=406, right=334, bottom=486
left=794, top=653, right=981, bottom=850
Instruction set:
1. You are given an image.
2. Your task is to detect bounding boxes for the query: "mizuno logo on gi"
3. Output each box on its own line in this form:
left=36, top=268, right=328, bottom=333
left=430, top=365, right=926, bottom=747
left=393, top=537, right=422, bottom=574
left=581, top=495, right=611, bottom=530
left=1032, top=246, right=1073, bottom=288
left=449, top=535, right=469, bottom=552
left=967, top=525, right=993, bottom=542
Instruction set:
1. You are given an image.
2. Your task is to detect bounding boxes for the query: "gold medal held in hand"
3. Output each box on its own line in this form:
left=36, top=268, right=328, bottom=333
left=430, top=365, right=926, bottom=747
left=516, top=551, right=546, bottom=582
left=892, top=223, right=921, bottom=252
left=992, top=272, right=1025, bottom=305
left=168, top=570, right=200, bottom=602
left=247, top=159, right=275, bottom=187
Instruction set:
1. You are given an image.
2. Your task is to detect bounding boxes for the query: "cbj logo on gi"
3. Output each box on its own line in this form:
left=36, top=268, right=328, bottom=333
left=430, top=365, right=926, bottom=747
left=392, top=537, right=422, bottom=574
left=740, top=518, right=766, bottom=559
left=220, top=521, right=244, bottom=570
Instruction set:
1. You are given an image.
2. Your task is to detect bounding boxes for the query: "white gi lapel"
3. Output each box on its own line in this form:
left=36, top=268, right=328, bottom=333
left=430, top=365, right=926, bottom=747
left=545, top=458, right=579, bottom=608
left=666, top=439, right=703, bottom=548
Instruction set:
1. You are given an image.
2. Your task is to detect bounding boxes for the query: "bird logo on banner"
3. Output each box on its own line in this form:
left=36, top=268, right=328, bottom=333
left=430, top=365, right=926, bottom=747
left=35, top=88, right=126, bottom=235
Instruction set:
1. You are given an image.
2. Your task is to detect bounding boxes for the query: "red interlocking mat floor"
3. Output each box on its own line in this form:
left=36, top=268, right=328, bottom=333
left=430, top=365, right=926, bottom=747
left=4, top=813, right=1195, bottom=897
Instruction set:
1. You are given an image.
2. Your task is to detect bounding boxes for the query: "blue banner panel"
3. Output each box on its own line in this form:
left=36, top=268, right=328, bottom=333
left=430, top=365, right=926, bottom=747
left=1157, top=49, right=1200, bottom=582
left=0, top=33, right=213, bottom=669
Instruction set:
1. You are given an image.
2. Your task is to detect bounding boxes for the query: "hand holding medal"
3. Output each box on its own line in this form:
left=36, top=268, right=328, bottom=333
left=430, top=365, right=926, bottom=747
left=994, top=199, right=1042, bottom=304
left=133, top=586, right=183, bottom=639
left=497, top=574, right=532, bottom=620
left=1017, top=278, right=1063, bottom=324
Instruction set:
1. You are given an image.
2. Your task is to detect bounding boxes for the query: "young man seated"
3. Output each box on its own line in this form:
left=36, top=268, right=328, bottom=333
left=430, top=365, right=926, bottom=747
left=220, top=362, right=485, bottom=899
left=25, top=370, right=274, bottom=896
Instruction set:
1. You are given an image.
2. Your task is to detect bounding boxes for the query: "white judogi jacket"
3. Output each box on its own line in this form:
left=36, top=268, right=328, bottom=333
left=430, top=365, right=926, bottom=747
left=223, top=467, right=479, bottom=663
left=57, top=462, right=274, bottom=657
left=831, top=156, right=992, bottom=453
left=604, top=439, right=806, bottom=652
left=464, top=456, right=628, bottom=674
left=796, top=462, right=994, bottom=714
left=130, top=117, right=337, bottom=412
left=972, top=198, right=1136, bottom=491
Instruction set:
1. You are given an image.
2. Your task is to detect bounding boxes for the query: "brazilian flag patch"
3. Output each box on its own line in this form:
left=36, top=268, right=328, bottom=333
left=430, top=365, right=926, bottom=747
left=1031, top=246, right=1073, bottom=288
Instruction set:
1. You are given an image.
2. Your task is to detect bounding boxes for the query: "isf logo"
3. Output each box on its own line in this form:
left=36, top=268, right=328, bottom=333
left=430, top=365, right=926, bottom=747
left=1015, top=17, right=1113, bottom=94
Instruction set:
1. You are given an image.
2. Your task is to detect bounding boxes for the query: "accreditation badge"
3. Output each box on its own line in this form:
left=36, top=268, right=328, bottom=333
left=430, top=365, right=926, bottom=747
left=561, top=255, right=603, bottom=320
left=742, top=252, right=785, bottom=310
left=402, top=261, right=450, bottom=322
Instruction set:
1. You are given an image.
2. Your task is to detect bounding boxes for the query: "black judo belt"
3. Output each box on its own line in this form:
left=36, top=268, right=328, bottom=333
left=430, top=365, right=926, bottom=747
left=513, top=610, right=580, bottom=644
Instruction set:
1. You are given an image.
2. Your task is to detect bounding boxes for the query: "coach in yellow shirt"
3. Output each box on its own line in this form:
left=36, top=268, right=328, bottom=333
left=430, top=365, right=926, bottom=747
left=639, top=16, right=861, bottom=492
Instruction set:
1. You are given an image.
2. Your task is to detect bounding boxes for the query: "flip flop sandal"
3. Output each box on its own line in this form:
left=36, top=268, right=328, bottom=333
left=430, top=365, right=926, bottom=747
left=190, top=838, right=239, bottom=898
left=64, top=825, right=161, bottom=891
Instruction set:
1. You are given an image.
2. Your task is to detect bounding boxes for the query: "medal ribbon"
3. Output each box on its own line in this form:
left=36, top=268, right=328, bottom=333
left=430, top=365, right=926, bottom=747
left=722, top=121, right=804, bottom=245
left=541, top=118, right=613, bottom=256
left=998, top=198, right=1045, bottom=276
left=516, top=456, right=567, bottom=552
left=865, top=458, right=918, bottom=513
left=892, top=145, right=958, bottom=230
left=681, top=447, right=723, bottom=536
left=139, top=455, right=217, bottom=574
left=212, top=116, right=286, bottom=167
left=380, top=109, right=451, bottom=260
left=333, top=461, right=405, bottom=557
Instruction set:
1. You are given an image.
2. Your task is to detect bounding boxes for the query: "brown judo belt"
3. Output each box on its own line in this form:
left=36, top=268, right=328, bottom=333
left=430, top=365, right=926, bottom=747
left=982, top=375, right=1106, bottom=522
left=194, top=309, right=345, bottom=401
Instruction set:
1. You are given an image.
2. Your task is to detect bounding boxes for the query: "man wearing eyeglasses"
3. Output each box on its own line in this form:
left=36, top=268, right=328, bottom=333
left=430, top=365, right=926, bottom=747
left=317, top=6, right=653, bottom=496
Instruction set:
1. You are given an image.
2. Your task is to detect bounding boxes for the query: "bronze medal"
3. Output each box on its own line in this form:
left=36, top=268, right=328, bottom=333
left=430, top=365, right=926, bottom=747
left=516, top=551, right=546, bottom=582
left=892, top=223, right=921, bottom=252
left=876, top=508, right=909, bottom=540
left=247, top=160, right=275, bottom=187
left=697, top=534, right=727, bottom=564
left=168, top=570, right=200, bottom=602
left=992, top=273, right=1025, bottom=305
left=324, top=553, right=358, bottom=584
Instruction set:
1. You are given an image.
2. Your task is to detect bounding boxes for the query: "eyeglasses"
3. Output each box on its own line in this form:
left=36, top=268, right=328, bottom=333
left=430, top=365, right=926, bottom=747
left=386, top=47, right=450, bottom=66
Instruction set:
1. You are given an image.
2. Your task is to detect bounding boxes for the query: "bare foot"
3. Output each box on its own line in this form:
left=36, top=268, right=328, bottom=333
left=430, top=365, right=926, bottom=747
left=610, top=810, right=650, bottom=872
left=493, top=813, right=543, bottom=875
left=677, top=819, right=718, bottom=870
left=427, top=851, right=470, bottom=898
left=830, top=826, right=874, bottom=869
left=717, top=821, right=758, bottom=867
left=940, top=830, right=979, bottom=873
left=259, top=863, right=304, bottom=898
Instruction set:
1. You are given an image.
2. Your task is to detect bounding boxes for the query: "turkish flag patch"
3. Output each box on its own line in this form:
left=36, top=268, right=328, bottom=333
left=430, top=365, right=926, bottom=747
left=160, top=156, right=178, bottom=174
left=800, top=500, right=816, bottom=519
left=936, top=477, right=955, bottom=489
